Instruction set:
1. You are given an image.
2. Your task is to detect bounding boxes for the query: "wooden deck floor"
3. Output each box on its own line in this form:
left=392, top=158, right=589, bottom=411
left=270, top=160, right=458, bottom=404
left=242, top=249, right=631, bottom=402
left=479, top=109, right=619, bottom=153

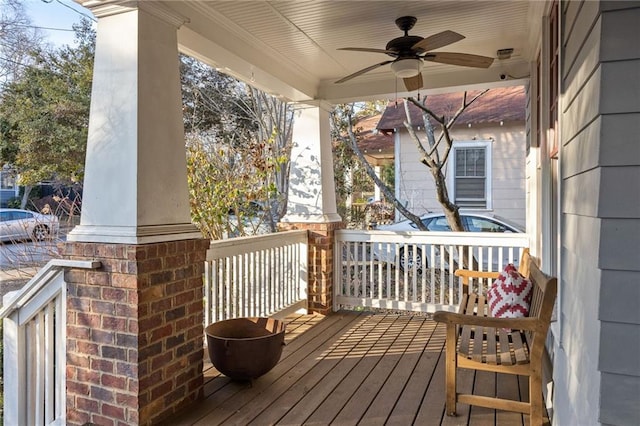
left=169, top=312, right=535, bottom=425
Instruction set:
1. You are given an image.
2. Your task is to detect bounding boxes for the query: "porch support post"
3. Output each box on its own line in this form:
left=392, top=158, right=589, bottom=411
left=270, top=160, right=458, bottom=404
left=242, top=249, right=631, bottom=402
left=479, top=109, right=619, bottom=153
left=67, top=2, right=200, bottom=245
left=282, top=101, right=341, bottom=223
left=280, top=102, right=343, bottom=314
left=62, top=3, right=208, bottom=425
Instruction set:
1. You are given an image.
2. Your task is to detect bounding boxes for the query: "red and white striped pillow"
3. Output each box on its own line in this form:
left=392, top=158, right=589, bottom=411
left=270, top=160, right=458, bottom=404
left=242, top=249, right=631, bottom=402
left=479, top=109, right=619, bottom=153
left=487, top=263, right=533, bottom=318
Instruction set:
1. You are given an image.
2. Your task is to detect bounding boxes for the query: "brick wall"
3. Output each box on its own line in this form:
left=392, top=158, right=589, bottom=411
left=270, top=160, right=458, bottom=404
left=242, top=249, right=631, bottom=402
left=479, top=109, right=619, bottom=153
left=278, top=221, right=343, bottom=314
left=61, top=239, right=209, bottom=425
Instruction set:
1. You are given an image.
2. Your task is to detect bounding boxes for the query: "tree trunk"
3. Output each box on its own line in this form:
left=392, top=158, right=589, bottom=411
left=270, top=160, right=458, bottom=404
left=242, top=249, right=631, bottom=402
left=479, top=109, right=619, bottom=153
left=20, top=185, right=32, bottom=209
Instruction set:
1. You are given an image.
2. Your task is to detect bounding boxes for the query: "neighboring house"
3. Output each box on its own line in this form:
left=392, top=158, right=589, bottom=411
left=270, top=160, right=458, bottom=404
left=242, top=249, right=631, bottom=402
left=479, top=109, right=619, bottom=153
left=0, top=165, right=19, bottom=207
left=354, top=114, right=395, bottom=169
left=352, top=114, right=394, bottom=205
left=376, top=86, right=527, bottom=226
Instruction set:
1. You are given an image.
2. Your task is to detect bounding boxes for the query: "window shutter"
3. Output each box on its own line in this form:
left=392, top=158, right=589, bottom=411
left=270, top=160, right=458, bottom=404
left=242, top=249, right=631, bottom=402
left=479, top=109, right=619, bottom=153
left=455, top=147, right=486, bottom=208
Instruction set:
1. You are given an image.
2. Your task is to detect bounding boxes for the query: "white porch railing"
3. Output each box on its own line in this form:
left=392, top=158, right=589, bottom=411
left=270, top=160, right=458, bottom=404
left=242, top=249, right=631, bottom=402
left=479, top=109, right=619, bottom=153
left=0, top=259, right=101, bottom=426
left=204, top=230, right=308, bottom=324
left=334, top=230, right=529, bottom=313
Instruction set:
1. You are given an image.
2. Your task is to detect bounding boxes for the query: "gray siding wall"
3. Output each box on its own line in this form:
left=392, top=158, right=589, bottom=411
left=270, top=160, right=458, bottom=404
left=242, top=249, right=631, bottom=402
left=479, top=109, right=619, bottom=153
left=559, top=1, right=640, bottom=424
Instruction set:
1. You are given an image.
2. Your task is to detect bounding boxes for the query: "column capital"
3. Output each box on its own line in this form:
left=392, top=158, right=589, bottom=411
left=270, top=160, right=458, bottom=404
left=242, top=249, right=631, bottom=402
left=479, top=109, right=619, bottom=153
left=82, top=1, right=189, bottom=27
left=293, top=100, right=334, bottom=113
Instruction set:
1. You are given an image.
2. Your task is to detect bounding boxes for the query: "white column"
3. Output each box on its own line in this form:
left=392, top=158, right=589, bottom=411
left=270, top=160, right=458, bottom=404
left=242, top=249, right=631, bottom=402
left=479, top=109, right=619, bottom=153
left=68, top=3, right=201, bottom=244
left=281, top=102, right=341, bottom=223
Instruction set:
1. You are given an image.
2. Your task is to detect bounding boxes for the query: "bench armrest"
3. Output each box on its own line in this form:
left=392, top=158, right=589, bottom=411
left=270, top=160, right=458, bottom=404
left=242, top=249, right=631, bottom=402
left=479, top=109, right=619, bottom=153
left=454, top=269, right=501, bottom=280
left=454, top=269, right=500, bottom=295
left=433, top=310, right=544, bottom=332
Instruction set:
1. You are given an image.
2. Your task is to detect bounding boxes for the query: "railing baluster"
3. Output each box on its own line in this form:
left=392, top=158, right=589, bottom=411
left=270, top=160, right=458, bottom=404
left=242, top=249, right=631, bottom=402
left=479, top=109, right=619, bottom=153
left=402, top=243, right=407, bottom=300
left=269, top=247, right=272, bottom=314
left=421, top=246, right=426, bottom=303
left=385, top=243, right=390, bottom=300
left=44, top=302, right=55, bottom=423
left=55, top=292, right=66, bottom=421
left=276, top=246, right=280, bottom=312
left=225, top=257, right=231, bottom=318
left=35, top=315, right=44, bottom=425
left=430, top=246, right=436, bottom=304
left=204, top=260, right=211, bottom=326
left=27, top=321, right=35, bottom=426
left=247, top=251, right=252, bottom=316
left=444, top=244, right=450, bottom=304
left=262, top=248, right=267, bottom=317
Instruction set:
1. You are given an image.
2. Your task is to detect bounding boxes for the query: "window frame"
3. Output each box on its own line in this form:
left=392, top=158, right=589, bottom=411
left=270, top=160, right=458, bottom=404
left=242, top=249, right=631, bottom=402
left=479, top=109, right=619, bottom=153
left=448, top=140, right=493, bottom=210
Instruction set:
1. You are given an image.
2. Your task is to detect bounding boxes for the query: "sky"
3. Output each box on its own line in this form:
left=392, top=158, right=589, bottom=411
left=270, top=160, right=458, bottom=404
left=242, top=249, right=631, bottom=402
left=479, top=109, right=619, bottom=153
left=22, top=0, right=95, bottom=47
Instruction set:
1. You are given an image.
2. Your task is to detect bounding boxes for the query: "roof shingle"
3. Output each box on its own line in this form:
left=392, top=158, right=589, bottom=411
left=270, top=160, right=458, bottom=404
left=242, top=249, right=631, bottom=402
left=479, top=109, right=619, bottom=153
left=376, top=85, right=526, bottom=131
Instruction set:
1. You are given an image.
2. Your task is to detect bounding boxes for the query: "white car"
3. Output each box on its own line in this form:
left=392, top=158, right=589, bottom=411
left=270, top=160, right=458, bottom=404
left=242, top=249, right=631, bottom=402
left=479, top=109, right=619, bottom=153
left=377, top=212, right=524, bottom=233
left=375, top=213, right=524, bottom=271
left=0, top=208, right=60, bottom=242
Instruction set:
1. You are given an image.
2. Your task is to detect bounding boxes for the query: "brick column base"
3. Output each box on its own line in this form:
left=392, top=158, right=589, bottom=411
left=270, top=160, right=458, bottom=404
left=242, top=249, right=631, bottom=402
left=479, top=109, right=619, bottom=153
left=278, top=221, right=344, bottom=314
left=61, top=239, right=210, bottom=426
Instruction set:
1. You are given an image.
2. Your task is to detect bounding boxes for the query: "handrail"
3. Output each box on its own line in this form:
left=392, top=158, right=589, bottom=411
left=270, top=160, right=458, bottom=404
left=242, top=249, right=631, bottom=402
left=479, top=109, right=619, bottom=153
left=0, top=259, right=101, bottom=319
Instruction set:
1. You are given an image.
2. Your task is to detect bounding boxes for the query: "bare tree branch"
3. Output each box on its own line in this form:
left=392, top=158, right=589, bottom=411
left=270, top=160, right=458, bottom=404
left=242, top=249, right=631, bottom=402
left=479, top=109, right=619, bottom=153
left=336, top=110, right=428, bottom=230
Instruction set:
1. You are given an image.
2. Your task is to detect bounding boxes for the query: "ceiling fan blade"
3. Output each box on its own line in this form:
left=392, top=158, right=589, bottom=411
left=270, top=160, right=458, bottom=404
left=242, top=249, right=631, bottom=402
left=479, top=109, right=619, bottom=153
left=424, top=52, right=494, bottom=68
left=412, top=30, right=465, bottom=52
left=338, top=47, right=397, bottom=55
left=403, top=73, right=423, bottom=91
left=335, top=60, right=394, bottom=84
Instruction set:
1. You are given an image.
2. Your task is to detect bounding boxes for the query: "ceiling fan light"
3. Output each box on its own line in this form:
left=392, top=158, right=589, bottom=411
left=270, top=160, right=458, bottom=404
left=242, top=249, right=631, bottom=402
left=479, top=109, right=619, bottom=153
left=391, top=58, right=423, bottom=78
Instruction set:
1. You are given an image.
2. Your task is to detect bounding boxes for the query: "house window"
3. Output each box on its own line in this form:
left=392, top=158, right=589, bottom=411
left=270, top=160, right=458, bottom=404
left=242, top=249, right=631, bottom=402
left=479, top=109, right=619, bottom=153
left=1, top=169, right=16, bottom=190
left=452, top=141, right=491, bottom=209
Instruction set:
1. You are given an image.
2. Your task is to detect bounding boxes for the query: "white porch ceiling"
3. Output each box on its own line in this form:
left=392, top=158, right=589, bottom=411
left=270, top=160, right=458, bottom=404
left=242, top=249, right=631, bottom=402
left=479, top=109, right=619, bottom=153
left=94, top=1, right=546, bottom=103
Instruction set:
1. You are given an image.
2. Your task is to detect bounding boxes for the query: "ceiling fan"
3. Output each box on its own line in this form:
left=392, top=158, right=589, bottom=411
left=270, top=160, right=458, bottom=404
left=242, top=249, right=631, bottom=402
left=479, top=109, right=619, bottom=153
left=335, top=16, right=495, bottom=91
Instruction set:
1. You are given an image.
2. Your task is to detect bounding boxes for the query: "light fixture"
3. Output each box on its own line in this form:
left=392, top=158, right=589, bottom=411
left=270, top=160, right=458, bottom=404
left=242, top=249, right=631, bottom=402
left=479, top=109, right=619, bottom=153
left=497, top=48, right=514, bottom=60
left=390, top=58, right=423, bottom=78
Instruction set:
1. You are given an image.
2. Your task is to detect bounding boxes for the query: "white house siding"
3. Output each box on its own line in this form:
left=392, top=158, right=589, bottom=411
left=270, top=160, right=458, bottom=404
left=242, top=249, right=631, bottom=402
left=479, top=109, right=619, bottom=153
left=557, top=2, right=640, bottom=425
left=395, top=123, right=526, bottom=226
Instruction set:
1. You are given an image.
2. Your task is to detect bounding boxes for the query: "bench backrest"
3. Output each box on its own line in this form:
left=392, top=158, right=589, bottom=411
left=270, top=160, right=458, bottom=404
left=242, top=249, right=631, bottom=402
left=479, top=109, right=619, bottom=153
left=518, top=248, right=531, bottom=278
left=524, top=258, right=557, bottom=358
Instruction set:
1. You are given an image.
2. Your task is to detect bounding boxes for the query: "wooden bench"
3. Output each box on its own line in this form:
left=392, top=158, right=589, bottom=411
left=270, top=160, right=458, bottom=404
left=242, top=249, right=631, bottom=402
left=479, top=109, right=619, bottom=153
left=433, top=250, right=557, bottom=425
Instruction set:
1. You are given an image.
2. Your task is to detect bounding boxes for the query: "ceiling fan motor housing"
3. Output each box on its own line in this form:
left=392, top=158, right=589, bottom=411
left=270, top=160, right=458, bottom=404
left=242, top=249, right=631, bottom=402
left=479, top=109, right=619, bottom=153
left=386, top=35, right=425, bottom=57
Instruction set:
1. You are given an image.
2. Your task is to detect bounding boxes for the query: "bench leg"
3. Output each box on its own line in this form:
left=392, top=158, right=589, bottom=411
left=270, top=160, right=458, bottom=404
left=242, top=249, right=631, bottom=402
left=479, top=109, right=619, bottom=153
left=529, top=370, right=543, bottom=426
left=445, top=324, right=457, bottom=415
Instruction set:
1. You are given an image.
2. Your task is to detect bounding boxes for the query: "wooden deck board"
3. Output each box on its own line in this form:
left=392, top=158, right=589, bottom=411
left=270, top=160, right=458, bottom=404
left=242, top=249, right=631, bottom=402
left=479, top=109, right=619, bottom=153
left=388, top=319, right=444, bottom=426
left=168, top=311, right=531, bottom=426
left=496, top=373, right=526, bottom=425
left=304, top=315, right=404, bottom=424
left=467, top=370, right=496, bottom=425
left=359, top=317, right=433, bottom=425
left=331, top=316, right=424, bottom=425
